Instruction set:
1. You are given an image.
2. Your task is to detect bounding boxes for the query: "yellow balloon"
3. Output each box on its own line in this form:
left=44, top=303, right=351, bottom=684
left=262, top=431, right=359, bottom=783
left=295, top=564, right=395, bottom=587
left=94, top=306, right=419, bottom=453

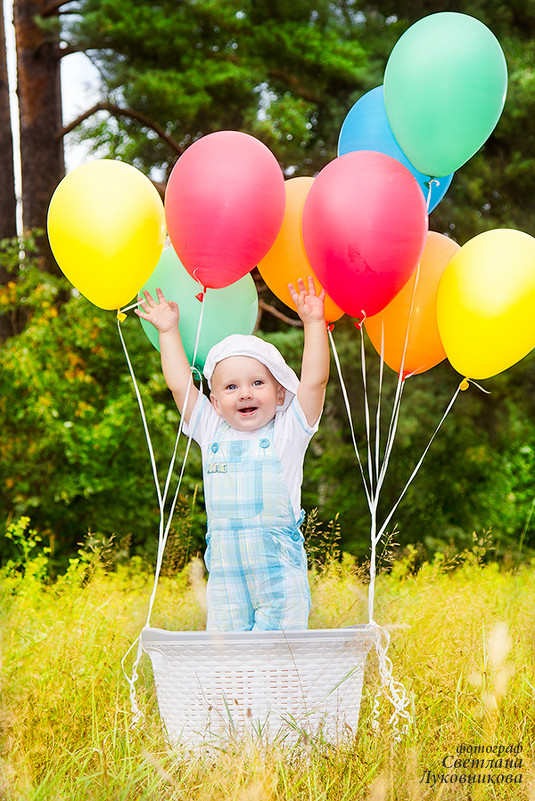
left=47, top=159, right=166, bottom=310
left=436, top=229, right=535, bottom=379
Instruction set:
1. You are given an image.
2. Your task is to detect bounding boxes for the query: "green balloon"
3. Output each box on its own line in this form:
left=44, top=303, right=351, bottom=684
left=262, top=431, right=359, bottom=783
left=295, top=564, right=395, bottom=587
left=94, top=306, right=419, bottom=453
left=139, top=248, right=258, bottom=370
left=384, top=12, right=507, bottom=177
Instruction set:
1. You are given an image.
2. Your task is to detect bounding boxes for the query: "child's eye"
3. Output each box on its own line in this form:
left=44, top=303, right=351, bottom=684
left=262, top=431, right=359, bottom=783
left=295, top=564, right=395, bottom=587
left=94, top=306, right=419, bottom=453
left=253, top=380, right=264, bottom=387
left=226, top=383, right=237, bottom=390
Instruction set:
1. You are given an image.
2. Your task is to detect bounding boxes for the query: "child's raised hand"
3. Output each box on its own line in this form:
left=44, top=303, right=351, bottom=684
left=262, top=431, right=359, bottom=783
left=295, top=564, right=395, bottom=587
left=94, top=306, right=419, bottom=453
left=288, top=277, right=326, bottom=324
left=135, top=288, right=179, bottom=334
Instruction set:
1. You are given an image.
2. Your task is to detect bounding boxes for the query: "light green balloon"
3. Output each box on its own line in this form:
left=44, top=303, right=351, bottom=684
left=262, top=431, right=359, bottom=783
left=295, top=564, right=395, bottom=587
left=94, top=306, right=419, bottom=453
left=384, top=12, right=507, bottom=177
left=140, top=248, right=258, bottom=370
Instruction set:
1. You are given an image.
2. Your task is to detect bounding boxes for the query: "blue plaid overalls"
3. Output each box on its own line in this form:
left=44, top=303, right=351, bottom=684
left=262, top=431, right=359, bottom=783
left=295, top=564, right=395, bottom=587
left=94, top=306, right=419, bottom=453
left=203, top=418, right=311, bottom=631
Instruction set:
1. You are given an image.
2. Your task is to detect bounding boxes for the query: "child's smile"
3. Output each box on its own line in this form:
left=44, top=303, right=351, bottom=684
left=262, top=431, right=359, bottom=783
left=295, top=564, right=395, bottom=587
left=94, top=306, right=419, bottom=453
left=210, top=356, right=286, bottom=431
left=238, top=405, right=258, bottom=417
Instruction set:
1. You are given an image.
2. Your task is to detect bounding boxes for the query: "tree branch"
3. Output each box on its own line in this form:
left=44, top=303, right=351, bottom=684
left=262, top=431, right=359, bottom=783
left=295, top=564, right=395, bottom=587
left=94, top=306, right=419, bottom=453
left=258, top=299, right=302, bottom=328
left=58, top=44, right=87, bottom=57
left=42, top=0, right=79, bottom=17
left=57, top=101, right=183, bottom=156
left=266, top=67, right=322, bottom=104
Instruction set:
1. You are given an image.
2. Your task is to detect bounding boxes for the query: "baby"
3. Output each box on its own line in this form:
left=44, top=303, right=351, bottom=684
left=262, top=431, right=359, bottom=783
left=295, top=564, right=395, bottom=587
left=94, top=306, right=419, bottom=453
left=136, top=277, right=329, bottom=631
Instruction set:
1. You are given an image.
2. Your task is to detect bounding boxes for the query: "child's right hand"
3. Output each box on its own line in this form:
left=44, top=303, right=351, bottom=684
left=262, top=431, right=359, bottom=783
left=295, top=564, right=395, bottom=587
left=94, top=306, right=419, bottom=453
left=135, top=288, right=179, bottom=334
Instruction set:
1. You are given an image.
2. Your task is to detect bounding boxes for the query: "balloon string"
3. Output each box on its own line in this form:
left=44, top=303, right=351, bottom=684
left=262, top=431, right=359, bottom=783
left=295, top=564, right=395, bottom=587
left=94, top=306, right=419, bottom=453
left=372, top=242, right=423, bottom=494
left=330, top=328, right=411, bottom=731
left=359, top=323, right=375, bottom=494
left=147, top=297, right=206, bottom=625
left=120, top=299, right=143, bottom=314
left=367, top=622, right=412, bottom=742
left=465, top=378, right=491, bottom=395
left=374, top=322, right=385, bottom=487
left=426, top=178, right=440, bottom=213
left=356, top=326, right=380, bottom=623
left=330, top=327, right=462, bottom=738
left=119, top=269, right=208, bottom=315
left=357, top=323, right=397, bottom=622
left=328, top=328, right=371, bottom=507
left=116, top=320, right=197, bottom=620
left=375, top=357, right=405, bottom=498
left=117, top=298, right=206, bottom=727
left=117, top=318, right=163, bottom=514
left=397, top=259, right=421, bottom=380
left=374, top=382, right=461, bottom=546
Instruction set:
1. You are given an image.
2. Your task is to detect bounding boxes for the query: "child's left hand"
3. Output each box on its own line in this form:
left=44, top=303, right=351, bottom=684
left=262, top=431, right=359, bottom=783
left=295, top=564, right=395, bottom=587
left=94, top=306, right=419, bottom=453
left=288, top=277, right=326, bottom=324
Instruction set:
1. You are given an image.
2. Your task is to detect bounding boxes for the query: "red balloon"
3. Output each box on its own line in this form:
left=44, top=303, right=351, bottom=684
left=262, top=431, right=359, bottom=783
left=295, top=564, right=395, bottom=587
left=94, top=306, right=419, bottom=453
left=165, top=131, right=285, bottom=288
left=302, top=151, right=429, bottom=318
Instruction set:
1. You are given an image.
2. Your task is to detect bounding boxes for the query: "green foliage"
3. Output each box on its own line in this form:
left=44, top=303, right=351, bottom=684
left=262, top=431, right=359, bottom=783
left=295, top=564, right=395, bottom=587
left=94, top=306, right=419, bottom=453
left=0, top=240, right=205, bottom=567
left=7, top=1, right=535, bottom=567
left=58, top=0, right=535, bottom=253
left=3, top=516, right=50, bottom=584
left=3, top=237, right=535, bottom=568
left=262, top=321, right=535, bottom=559
left=64, top=0, right=384, bottom=176
left=302, top=507, right=342, bottom=566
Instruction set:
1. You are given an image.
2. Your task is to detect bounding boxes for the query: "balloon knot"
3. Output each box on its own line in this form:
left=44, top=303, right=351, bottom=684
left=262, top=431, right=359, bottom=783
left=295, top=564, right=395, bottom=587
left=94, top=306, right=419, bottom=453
left=195, top=286, right=208, bottom=303
left=117, top=311, right=127, bottom=323
left=353, top=310, right=367, bottom=330
left=327, top=323, right=334, bottom=332
left=460, top=378, right=470, bottom=391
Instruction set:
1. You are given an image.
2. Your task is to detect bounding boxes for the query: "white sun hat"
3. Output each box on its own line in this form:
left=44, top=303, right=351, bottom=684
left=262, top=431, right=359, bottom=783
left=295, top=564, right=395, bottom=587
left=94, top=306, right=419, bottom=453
left=203, top=334, right=300, bottom=412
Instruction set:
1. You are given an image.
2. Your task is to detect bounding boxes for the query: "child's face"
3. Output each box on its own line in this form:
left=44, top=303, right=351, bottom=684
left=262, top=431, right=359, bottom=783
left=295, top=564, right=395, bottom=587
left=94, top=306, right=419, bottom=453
left=210, top=356, right=286, bottom=431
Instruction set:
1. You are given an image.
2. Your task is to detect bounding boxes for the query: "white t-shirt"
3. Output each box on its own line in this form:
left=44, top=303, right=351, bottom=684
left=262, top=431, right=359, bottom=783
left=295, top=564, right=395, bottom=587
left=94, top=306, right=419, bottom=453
left=184, top=393, right=320, bottom=519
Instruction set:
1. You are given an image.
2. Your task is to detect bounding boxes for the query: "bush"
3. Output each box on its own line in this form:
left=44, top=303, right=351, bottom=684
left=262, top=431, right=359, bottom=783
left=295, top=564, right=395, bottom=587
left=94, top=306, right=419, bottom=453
left=0, top=239, right=204, bottom=568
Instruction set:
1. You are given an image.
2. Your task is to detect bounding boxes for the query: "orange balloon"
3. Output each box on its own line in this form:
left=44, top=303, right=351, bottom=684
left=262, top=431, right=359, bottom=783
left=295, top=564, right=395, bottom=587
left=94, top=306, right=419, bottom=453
left=365, top=231, right=460, bottom=376
left=257, top=177, right=344, bottom=323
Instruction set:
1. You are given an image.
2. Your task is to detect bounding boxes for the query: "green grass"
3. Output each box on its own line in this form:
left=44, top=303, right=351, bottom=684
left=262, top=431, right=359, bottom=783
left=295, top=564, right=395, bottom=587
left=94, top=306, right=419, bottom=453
left=1, top=539, right=534, bottom=800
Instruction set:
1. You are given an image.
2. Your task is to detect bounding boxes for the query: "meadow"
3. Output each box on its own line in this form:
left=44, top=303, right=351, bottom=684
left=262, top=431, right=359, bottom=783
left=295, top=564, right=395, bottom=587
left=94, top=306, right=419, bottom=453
left=1, top=523, right=534, bottom=801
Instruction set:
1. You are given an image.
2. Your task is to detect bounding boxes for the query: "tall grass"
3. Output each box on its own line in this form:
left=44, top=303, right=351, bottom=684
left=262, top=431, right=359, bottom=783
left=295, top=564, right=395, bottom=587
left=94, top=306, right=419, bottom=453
left=1, top=529, right=534, bottom=800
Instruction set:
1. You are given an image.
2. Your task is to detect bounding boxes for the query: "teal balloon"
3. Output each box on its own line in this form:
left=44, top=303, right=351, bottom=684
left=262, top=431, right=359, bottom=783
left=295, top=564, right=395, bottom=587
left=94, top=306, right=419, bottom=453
left=384, top=12, right=507, bottom=177
left=338, top=86, right=453, bottom=212
left=140, top=248, right=258, bottom=370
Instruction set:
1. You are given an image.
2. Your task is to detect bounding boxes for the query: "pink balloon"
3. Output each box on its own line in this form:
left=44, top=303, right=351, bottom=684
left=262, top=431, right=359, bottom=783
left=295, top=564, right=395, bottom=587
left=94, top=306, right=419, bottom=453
left=165, top=131, right=286, bottom=288
left=302, top=151, right=429, bottom=318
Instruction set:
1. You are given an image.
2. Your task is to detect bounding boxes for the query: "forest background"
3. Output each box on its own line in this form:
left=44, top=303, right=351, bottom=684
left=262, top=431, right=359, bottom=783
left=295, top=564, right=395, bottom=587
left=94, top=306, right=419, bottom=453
left=2, top=0, right=535, bottom=570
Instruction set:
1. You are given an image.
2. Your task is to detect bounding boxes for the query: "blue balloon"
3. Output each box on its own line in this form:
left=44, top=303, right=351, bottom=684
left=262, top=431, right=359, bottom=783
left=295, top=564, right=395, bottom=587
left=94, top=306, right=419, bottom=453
left=337, top=86, right=453, bottom=213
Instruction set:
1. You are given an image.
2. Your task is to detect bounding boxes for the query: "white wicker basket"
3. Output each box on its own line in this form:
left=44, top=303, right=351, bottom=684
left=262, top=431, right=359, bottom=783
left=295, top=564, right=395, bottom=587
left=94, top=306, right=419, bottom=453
left=141, top=626, right=376, bottom=747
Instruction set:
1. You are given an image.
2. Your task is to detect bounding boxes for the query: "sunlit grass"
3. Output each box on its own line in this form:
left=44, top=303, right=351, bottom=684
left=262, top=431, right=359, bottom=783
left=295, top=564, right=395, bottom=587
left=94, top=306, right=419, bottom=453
left=1, top=536, right=534, bottom=800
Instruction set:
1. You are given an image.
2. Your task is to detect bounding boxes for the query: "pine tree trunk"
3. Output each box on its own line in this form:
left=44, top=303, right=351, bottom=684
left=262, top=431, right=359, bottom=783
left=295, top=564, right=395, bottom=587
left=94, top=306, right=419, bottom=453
left=0, top=0, right=18, bottom=338
left=14, top=0, right=63, bottom=270
left=0, top=0, right=17, bottom=241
